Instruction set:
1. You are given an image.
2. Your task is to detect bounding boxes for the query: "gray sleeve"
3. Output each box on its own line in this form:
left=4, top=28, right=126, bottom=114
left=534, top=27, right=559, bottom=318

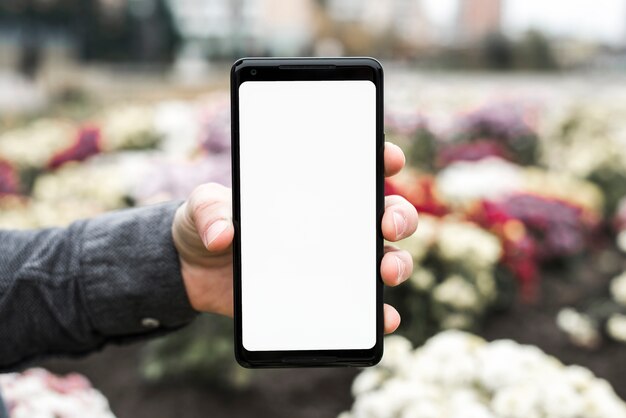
left=0, top=200, right=198, bottom=370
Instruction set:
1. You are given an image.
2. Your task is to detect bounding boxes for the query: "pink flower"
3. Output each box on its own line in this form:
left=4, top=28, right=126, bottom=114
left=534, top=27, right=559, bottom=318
left=0, top=159, right=19, bottom=195
left=437, top=139, right=511, bottom=168
left=48, top=126, right=101, bottom=170
left=385, top=176, right=448, bottom=217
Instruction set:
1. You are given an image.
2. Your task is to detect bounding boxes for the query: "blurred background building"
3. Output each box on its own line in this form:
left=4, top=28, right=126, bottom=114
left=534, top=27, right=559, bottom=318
left=456, top=0, right=501, bottom=44
left=2, top=0, right=626, bottom=77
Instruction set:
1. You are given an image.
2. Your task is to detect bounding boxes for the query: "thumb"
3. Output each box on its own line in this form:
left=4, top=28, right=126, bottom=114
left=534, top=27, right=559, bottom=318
left=185, top=183, right=234, bottom=253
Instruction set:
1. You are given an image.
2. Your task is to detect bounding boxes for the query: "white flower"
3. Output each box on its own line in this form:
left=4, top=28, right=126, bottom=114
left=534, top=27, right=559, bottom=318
left=153, top=101, right=200, bottom=158
left=0, top=119, right=75, bottom=168
left=0, top=197, right=37, bottom=229
left=400, top=400, right=443, bottom=418
left=379, top=335, right=414, bottom=372
left=538, top=377, right=585, bottom=417
left=395, top=216, right=502, bottom=283
left=477, top=339, right=556, bottom=392
left=31, top=156, right=132, bottom=215
left=409, top=331, right=483, bottom=387
left=0, top=368, right=116, bottom=418
left=440, top=313, right=473, bottom=330
left=432, top=275, right=480, bottom=312
left=556, top=308, right=601, bottom=349
left=583, top=379, right=626, bottom=418
left=563, top=365, right=596, bottom=392
left=352, top=379, right=417, bottom=418
left=540, top=102, right=626, bottom=181
left=436, top=157, right=523, bottom=204
left=606, top=313, right=626, bottom=343
left=436, top=221, right=502, bottom=270
left=350, top=391, right=396, bottom=418
left=449, top=400, right=495, bottom=418
left=491, top=383, right=541, bottom=418
left=475, top=271, right=497, bottom=301
left=352, top=369, right=387, bottom=396
left=610, top=272, right=626, bottom=306
left=99, top=105, right=160, bottom=151
left=342, top=331, right=626, bottom=418
left=409, top=269, right=436, bottom=292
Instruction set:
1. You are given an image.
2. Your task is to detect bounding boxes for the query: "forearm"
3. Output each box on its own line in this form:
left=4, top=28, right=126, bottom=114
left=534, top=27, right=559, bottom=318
left=0, top=200, right=198, bottom=370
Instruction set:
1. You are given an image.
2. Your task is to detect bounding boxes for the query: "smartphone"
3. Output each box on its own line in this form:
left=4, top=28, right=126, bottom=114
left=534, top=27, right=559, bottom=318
left=230, top=57, right=384, bottom=368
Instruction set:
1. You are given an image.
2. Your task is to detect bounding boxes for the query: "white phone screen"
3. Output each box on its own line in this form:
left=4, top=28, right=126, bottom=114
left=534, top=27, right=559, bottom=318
left=238, top=80, right=377, bottom=351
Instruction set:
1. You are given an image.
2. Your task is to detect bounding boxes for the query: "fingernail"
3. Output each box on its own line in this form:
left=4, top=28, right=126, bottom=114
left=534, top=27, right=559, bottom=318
left=392, top=211, right=406, bottom=238
left=204, top=219, right=229, bottom=247
left=395, top=255, right=405, bottom=284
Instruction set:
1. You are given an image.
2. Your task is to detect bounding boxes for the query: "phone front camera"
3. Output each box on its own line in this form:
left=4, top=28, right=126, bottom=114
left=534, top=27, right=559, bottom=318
left=251, top=69, right=257, bottom=76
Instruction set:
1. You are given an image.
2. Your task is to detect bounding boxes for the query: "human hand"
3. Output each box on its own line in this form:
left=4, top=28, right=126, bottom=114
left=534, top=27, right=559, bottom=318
left=172, top=142, right=418, bottom=334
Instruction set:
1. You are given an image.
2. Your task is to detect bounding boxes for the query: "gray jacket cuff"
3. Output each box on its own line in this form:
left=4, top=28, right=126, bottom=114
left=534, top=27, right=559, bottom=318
left=75, top=200, right=198, bottom=338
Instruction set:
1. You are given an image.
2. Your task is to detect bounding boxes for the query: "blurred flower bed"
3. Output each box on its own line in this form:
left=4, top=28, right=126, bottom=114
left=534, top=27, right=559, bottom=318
left=2, top=79, right=626, bottom=415
left=0, top=93, right=231, bottom=228
left=385, top=98, right=625, bottom=351
left=341, top=332, right=626, bottom=418
left=0, top=368, right=116, bottom=418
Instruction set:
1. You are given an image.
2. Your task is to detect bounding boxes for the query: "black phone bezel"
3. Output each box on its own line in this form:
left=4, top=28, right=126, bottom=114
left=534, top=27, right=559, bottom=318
left=230, top=57, right=385, bottom=368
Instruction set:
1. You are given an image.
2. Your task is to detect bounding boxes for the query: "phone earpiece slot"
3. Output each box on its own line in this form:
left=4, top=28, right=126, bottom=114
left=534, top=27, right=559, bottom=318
left=278, top=65, right=336, bottom=70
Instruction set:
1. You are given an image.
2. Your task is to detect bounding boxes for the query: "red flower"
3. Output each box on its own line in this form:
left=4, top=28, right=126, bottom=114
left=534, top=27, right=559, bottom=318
left=386, top=175, right=448, bottom=217
left=48, top=126, right=101, bottom=170
left=468, top=200, right=539, bottom=300
left=468, top=192, right=599, bottom=301
left=0, top=159, right=20, bottom=195
left=44, top=372, right=91, bottom=394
